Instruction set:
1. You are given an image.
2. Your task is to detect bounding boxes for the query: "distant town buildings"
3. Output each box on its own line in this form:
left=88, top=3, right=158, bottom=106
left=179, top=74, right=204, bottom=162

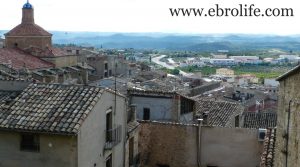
left=210, top=58, right=236, bottom=66
left=230, top=56, right=261, bottom=64
left=216, top=68, right=235, bottom=77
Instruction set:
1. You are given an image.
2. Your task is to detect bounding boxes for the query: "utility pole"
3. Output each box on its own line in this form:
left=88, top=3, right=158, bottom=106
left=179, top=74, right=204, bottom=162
left=114, top=56, right=117, bottom=115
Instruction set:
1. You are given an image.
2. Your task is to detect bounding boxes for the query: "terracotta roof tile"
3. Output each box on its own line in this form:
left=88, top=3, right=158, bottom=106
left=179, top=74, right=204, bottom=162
left=0, top=48, right=54, bottom=70
left=0, top=83, right=102, bottom=135
left=195, top=100, right=242, bottom=127
left=260, top=129, right=276, bottom=167
left=5, top=23, right=51, bottom=36
left=243, top=112, right=277, bottom=129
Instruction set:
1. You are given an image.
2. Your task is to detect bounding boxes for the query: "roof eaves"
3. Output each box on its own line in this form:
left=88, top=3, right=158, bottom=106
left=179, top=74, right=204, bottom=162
left=276, top=65, right=300, bottom=81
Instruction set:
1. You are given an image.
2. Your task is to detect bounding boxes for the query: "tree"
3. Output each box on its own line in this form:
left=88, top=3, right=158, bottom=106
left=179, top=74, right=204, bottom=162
left=171, top=69, right=180, bottom=75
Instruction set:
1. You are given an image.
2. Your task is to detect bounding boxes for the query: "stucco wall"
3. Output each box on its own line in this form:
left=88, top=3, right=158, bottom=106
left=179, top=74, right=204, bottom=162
left=41, top=55, right=78, bottom=68
left=275, top=72, right=300, bottom=167
left=125, top=129, right=139, bottom=167
left=0, top=80, right=31, bottom=91
left=0, top=131, right=77, bottom=167
left=77, top=90, right=127, bottom=167
left=131, top=96, right=177, bottom=121
left=139, top=122, right=263, bottom=167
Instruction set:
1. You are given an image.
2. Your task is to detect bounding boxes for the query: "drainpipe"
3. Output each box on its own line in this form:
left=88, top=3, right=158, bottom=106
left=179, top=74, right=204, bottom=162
left=197, top=118, right=203, bottom=167
left=286, top=100, right=292, bottom=167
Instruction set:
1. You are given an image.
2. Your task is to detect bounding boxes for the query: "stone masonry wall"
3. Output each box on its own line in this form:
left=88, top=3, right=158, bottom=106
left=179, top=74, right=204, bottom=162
left=139, top=121, right=262, bottom=167
left=5, top=36, right=52, bottom=50
left=275, top=72, right=300, bottom=167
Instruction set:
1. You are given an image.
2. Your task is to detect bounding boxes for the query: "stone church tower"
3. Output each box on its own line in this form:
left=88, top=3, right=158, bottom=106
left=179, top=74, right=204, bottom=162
left=4, top=1, right=52, bottom=50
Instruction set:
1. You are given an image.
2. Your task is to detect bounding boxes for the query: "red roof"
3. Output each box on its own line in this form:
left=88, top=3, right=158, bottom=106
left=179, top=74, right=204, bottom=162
left=50, top=47, right=71, bottom=57
left=5, top=23, right=52, bottom=36
left=0, top=48, right=54, bottom=70
left=25, top=46, right=73, bottom=57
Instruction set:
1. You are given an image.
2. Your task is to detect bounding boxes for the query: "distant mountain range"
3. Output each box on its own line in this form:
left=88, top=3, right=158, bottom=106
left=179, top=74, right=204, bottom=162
left=1, top=30, right=300, bottom=51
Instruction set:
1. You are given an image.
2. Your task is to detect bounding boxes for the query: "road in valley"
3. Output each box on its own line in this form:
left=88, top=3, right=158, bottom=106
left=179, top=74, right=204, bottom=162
left=152, top=55, right=190, bottom=76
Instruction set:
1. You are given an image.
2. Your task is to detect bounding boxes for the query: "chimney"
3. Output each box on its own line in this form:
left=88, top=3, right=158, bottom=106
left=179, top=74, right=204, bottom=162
left=129, top=104, right=137, bottom=122
left=202, top=112, right=209, bottom=125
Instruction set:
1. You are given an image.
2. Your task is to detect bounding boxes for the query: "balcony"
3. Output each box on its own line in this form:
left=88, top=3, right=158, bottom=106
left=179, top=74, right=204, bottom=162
left=104, top=125, right=122, bottom=150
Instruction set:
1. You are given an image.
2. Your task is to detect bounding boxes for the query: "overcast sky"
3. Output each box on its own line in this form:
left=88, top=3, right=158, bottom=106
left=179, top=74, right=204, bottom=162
left=0, top=0, right=299, bottom=35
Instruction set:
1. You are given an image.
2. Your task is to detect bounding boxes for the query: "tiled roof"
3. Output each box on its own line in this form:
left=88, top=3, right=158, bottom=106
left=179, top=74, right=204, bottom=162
left=0, top=48, right=54, bottom=70
left=260, top=129, right=276, bottom=167
left=0, top=91, right=21, bottom=109
left=243, top=112, right=277, bottom=129
left=25, top=47, right=73, bottom=57
left=195, top=100, right=242, bottom=127
left=128, top=89, right=176, bottom=98
left=5, top=23, right=51, bottom=36
left=277, top=65, right=300, bottom=81
left=0, top=91, right=20, bottom=103
left=0, top=83, right=102, bottom=135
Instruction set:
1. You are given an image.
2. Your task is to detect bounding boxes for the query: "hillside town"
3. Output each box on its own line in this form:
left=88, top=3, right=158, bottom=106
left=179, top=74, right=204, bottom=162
left=0, top=1, right=299, bottom=167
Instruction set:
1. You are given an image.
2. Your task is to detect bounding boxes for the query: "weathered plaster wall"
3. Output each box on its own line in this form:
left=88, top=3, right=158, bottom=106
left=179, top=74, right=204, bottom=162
left=41, top=55, right=78, bottom=68
left=78, top=90, right=127, bottom=167
left=139, top=122, right=263, bottom=167
left=131, top=96, right=177, bottom=121
left=5, top=36, right=52, bottom=50
left=0, top=131, right=77, bottom=167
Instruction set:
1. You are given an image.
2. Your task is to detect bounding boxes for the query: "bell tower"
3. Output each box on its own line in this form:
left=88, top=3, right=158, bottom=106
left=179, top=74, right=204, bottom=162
left=4, top=0, right=52, bottom=50
left=22, top=0, right=34, bottom=24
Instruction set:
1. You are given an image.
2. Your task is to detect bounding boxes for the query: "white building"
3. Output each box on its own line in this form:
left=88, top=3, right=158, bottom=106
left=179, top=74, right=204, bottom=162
left=200, top=57, right=211, bottom=63
left=210, top=59, right=236, bottom=66
left=264, top=78, right=280, bottom=87
left=230, top=56, right=261, bottom=64
left=279, top=54, right=299, bottom=60
left=212, top=54, right=227, bottom=59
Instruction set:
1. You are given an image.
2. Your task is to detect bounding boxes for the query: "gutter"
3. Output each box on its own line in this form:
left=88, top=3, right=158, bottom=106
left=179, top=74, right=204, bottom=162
left=197, top=119, right=203, bottom=167
left=286, top=100, right=292, bottom=167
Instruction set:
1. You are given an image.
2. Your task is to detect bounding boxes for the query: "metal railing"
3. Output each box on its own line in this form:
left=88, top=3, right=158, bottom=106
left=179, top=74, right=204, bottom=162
left=104, top=125, right=122, bottom=150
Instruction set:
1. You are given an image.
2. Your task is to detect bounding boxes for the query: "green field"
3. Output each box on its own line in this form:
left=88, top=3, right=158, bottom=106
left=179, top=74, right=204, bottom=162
left=178, top=64, right=292, bottom=79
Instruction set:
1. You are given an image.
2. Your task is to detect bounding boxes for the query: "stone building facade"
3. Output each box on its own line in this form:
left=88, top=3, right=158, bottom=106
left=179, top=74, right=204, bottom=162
left=275, top=65, right=300, bottom=167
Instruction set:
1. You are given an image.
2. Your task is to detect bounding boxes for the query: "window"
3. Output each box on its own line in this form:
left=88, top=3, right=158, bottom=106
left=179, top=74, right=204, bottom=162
left=143, top=108, right=150, bottom=120
left=156, top=164, right=169, bottom=167
left=180, top=97, right=194, bottom=115
left=105, top=63, right=108, bottom=70
left=106, top=111, right=113, bottom=142
left=106, top=154, right=112, bottom=167
left=235, top=115, right=239, bottom=127
left=20, top=134, right=40, bottom=152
